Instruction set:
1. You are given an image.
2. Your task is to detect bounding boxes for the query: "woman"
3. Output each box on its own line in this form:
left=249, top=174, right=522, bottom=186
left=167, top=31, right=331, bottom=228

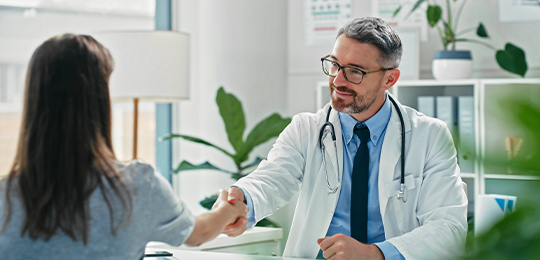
left=0, top=34, right=247, bottom=259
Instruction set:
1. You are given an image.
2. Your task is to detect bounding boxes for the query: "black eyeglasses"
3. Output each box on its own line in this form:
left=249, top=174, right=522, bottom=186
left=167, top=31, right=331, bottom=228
left=321, top=55, right=393, bottom=84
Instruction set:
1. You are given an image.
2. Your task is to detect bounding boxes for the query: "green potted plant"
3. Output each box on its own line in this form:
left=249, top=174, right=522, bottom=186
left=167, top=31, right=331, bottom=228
left=160, top=87, right=291, bottom=227
left=395, top=0, right=528, bottom=79
left=459, top=98, right=540, bottom=259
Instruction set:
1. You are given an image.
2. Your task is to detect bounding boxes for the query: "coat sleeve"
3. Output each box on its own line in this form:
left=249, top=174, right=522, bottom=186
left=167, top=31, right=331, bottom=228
left=233, top=114, right=308, bottom=222
left=388, top=125, right=468, bottom=260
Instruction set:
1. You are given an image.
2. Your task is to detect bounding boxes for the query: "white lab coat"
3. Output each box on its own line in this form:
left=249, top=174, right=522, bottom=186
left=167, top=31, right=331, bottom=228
left=234, top=93, right=467, bottom=259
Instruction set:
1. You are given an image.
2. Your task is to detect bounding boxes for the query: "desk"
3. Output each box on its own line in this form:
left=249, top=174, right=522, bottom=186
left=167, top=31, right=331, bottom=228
left=147, top=227, right=283, bottom=256
left=144, top=248, right=317, bottom=260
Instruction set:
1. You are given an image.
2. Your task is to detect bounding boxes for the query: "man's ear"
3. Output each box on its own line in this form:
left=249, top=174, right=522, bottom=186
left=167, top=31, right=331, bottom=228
left=383, top=68, right=400, bottom=90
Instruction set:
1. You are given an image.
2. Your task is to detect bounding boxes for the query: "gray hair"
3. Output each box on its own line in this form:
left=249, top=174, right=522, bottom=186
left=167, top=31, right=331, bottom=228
left=337, top=17, right=402, bottom=68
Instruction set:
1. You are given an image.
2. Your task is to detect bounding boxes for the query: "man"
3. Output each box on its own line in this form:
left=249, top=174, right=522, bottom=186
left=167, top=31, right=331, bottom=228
left=222, top=17, right=467, bottom=259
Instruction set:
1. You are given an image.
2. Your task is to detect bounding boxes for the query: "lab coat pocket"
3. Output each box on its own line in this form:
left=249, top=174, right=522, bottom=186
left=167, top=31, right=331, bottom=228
left=385, top=174, right=418, bottom=232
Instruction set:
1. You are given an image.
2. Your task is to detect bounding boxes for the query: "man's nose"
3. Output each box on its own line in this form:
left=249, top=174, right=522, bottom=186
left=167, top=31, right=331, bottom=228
left=333, top=68, right=348, bottom=86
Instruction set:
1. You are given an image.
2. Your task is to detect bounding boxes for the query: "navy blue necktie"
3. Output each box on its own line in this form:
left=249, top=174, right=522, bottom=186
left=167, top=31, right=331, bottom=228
left=351, top=125, right=370, bottom=243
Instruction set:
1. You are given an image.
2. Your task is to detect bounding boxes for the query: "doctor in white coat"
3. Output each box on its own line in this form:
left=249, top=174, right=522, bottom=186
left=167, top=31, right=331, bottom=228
left=223, top=17, right=467, bottom=260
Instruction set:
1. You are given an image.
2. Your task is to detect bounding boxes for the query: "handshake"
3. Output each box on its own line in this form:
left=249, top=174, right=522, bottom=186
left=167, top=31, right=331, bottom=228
left=211, top=187, right=250, bottom=237
left=185, top=187, right=250, bottom=247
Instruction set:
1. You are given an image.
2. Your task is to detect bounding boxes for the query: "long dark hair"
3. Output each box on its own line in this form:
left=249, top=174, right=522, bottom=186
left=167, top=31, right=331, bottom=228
left=2, top=34, right=132, bottom=244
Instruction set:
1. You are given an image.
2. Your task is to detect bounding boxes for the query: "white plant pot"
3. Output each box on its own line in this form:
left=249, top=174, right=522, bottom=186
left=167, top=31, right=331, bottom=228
left=432, top=50, right=473, bottom=80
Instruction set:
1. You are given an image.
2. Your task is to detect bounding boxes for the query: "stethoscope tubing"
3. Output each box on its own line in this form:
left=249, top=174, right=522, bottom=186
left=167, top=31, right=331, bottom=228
left=388, top=96, right=406, bottom=186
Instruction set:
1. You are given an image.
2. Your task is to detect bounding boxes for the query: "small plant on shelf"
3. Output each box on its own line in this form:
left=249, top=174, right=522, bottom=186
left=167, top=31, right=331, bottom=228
left=394, top=0, right=528, bottom=77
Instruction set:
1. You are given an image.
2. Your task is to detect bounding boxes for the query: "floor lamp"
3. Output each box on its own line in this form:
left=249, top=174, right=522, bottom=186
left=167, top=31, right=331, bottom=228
left=93, top=31, right=190, bottom=159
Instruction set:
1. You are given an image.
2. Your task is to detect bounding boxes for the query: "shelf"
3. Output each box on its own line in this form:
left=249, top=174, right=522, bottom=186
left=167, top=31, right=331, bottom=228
left=484, top=174, right=540, bottom=180
left=460, top=173, right=476, bottom=178
left=481, top=78, right=540, bottom=85
left=395, top=78, right=540, bottom=219
left=397, top=79, right=478, bottom=87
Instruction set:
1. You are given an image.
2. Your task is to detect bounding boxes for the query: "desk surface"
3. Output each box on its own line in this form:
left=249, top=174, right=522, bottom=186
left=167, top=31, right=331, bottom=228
left=145, top=248, right=317, bottom=260
left=147, top=227, right=283, bottom=251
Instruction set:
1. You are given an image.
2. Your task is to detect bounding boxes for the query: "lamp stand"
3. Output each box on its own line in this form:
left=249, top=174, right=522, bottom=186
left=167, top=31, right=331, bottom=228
left=133, top=98, right=139, bottom=160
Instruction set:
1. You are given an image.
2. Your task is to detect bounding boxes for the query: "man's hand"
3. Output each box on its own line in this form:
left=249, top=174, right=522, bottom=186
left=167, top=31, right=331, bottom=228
left=212, top=189, right=248, bottom=224
left=213, top=186, right=248, bottom=237
left=317, top=234, right=384, bottom=260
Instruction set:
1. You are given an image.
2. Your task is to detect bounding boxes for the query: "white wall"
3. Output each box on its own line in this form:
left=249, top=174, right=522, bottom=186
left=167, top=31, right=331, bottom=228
left=0, top=8, right=154, bottom=65
left=174, top=0, right=290, bottom=248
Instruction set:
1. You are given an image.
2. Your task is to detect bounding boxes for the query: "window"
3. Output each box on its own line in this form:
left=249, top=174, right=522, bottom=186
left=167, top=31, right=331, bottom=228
left=111, top=102, right=156, bottom=165
left=0, top=64, right=25, bottom=175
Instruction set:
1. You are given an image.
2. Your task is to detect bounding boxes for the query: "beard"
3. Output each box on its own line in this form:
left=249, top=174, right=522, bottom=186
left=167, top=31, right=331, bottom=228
left=330, top=82, right=381, bottom=114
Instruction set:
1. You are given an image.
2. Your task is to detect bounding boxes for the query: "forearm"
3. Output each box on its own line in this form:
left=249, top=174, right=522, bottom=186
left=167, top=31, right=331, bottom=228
left=387, top=217, right=467, bottom=259
left=234, top=160, right=303, bottom=221
left=184, top=211, right=229, bottom=247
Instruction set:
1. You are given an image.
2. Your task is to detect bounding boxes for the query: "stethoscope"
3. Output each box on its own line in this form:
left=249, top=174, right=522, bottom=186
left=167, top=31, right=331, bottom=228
left=319, top=95, right=408, bottom=203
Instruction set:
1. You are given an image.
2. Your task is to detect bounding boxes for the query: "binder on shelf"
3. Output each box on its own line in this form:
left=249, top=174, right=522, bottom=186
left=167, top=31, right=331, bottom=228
left=475, top=194, right=517, bottom=236
left=436, top=96, right=457, bottom=138
left=417, top=96, right=435, bottom=117
left=458, top=96, right=475, bottom=173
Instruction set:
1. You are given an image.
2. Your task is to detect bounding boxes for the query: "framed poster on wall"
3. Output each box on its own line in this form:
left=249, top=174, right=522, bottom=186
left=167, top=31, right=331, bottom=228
left=304, top=0, right=352, bottom=46
left=499, top=0, right=540, bottom=22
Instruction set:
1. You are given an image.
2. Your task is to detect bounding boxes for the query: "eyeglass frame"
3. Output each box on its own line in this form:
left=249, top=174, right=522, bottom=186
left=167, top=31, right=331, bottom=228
left=320, top=55, right=394, bottom=84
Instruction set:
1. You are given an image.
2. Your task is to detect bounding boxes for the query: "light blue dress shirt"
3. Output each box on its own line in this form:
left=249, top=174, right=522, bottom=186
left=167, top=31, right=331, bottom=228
left=243, top=95, right=404, bottom=260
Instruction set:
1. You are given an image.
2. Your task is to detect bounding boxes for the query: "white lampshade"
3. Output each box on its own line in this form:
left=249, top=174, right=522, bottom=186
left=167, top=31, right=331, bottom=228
left=92, top=30, right=190, bottom=101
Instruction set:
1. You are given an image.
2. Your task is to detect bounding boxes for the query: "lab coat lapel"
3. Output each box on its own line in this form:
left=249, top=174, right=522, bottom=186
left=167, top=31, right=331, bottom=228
left=379, top=94, right=411, bottom=218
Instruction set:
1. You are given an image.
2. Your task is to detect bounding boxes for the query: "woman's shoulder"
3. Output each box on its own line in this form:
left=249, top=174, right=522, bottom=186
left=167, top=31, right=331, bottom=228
left=118, top=160, right=155, bottom=175
left=116, top=160, right=155, bottom=182
left=115, top=160, right=171, bottom=191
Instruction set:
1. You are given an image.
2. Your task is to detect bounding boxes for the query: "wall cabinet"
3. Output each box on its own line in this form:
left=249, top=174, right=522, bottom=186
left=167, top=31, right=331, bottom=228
left=392, top=79, right=540, bottom=218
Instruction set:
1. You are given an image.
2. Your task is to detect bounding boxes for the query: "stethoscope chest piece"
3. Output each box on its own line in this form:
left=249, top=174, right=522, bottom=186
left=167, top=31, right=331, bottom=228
left=396, top=183, right=408, bottom=203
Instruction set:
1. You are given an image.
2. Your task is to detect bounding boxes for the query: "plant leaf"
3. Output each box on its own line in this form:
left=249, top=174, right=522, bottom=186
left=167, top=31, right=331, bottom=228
left=199, top=194, right=218, bottom=210
left=436, top=26, right=448, bottom=50
left=240, top=156, right=264, bottom=171
left=160, top=133, right=235, bottom=158
left=255, top=218, right=280, bottom=228
left=495, top=43, right=528, bottom=77
left=392, top=5, right=402, bottom=18
left=236, top=113, right=291, bottom=164
left=406, top=0, right=427, bottom=19
left=476, top=23, right=489, bottom=38
left=427, top=5, right=442, bottom=27
left=442, top=20, right=454, bottom=42
left=173, top=160, right=233, bottom=174
left=216, top=87, right=246, bottom=155
left=229, top=157, right=265, bottom=180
